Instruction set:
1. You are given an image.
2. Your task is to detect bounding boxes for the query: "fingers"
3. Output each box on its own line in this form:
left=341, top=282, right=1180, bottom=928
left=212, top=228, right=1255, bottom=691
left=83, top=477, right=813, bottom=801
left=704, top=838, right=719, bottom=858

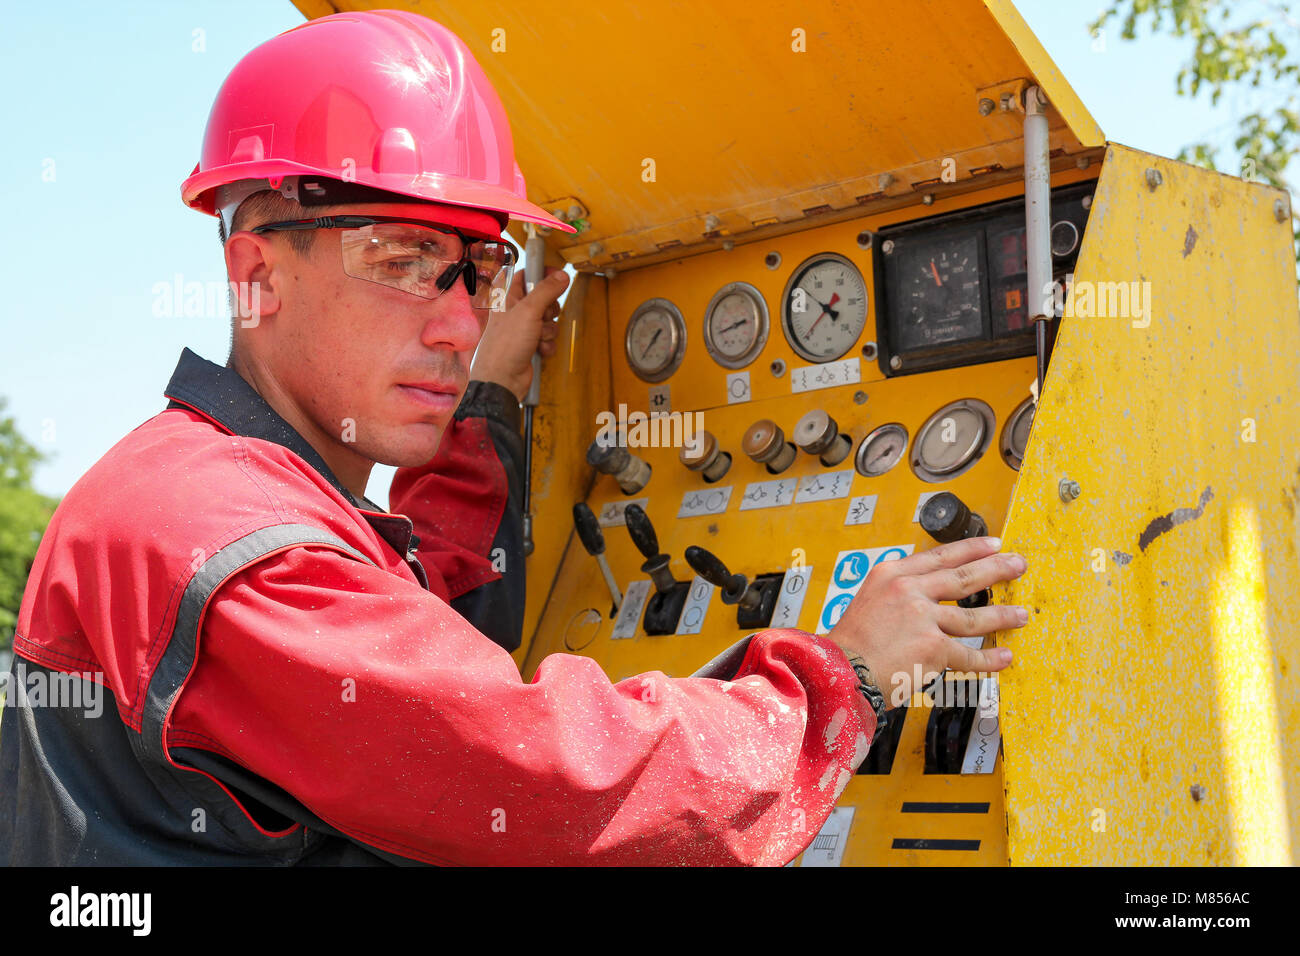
left=943, top=640, right=1013, bottom=674
left=922, top=550, right=1027, bottom=602
left=933, top=601, right=1027, bottom=637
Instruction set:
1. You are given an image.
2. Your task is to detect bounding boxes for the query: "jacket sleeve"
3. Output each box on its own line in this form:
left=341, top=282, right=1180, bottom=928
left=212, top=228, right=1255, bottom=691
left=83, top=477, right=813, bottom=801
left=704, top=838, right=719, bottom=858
left=388, top=380, right=525, bottom=651
left=168, top=544, right=875, bottom=866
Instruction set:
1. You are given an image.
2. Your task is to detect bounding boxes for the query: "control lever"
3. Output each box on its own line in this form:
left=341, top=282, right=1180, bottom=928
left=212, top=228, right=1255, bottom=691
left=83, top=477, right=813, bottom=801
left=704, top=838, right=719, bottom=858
left=920, top=492, right=991, bottom=609
left=572, top=503, right=621, bottom=617
left=684, top=545, right=784, bottom=630
left=793, top=409, right=852, bottom=466
left=622, top=504, right=689, bottom=635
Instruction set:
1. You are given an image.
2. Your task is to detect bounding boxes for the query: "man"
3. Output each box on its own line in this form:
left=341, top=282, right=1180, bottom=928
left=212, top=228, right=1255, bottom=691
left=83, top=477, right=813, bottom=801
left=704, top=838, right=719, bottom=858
left=0, top=10, right=1026, bottom=865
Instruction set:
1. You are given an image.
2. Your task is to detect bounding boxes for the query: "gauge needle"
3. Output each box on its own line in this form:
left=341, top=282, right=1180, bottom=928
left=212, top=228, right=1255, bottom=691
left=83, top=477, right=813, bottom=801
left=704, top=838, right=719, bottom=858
left=720, top=318, right=750, bottom=333
left=641, top=327, right=663, bottom=359
left=806, top=292, right=841, bottom=335
left=930, top=260, right=942, bottom=287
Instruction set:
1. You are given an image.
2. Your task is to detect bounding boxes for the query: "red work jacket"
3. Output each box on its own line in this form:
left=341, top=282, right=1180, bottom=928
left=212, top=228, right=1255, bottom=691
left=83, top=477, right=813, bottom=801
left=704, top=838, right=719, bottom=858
left=0, top=348, right=873, bottom=865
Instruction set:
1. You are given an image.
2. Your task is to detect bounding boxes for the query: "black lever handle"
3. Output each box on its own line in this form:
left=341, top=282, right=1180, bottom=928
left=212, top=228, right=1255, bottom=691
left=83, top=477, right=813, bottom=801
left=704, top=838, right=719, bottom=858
left=685, top=545, right=748, bottom=604
left=572, top=503, right=605, bottom=556
left=623, top=503, right=659, bottom=559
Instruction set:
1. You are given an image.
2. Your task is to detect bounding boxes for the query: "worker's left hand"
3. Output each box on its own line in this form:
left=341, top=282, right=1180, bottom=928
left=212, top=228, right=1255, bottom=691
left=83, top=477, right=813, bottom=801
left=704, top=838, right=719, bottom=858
left=469, top=266, right=569, bottom=401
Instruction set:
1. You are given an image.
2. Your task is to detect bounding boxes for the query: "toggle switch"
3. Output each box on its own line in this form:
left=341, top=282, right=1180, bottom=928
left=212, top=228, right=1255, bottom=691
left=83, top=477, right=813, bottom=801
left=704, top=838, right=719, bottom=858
left=684, top=545, right=784, bottom=630
left=623, top=504, right=689, bottom=635
left=587, top=438, right=652, bottom=495
left=741, top=419, right=797, bottom=474
left=572, top=502, right=621, bottom=617
left=679, top=430, right=731, bottom=483
left=793, top=408, right=852, bottom=466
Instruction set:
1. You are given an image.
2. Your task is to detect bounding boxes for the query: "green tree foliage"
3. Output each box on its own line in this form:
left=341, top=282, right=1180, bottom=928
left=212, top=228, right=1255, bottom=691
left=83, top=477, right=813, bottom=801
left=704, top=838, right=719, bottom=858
left=1090, top=0, right=1300, bottom=254
left=0, top=398, right=59, bottom=650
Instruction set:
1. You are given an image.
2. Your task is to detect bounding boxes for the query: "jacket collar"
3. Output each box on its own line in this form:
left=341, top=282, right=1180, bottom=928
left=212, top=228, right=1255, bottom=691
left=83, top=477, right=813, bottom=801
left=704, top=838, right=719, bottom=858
left=163, top=347, right=377, bottom=511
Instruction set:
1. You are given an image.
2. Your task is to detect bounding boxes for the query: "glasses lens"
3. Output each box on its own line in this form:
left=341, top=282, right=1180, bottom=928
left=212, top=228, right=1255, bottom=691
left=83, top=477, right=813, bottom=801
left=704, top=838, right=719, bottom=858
left=341, top=222, right=514, bottom=309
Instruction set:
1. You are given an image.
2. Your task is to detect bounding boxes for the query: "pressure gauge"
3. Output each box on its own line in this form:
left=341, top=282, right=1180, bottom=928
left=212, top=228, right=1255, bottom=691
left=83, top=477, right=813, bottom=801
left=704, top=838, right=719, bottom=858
left=780, top=253, right=869, bottom=363
left=1000, top=396, right=1036, bottom=470
left=855, top=423, right=909, bottom=478
left=703, top=282, right=769, bottom=369
left=911, top=398, right=995, bottom=483
left=624, top=298, right=687, bottom=382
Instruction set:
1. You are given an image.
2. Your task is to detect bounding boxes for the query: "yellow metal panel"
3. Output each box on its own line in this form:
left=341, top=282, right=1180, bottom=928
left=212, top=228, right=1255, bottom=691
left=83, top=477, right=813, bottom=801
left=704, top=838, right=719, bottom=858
left=291, top=0, right=1103, bottom=264
left=997, top=144, right=1300, bottom=865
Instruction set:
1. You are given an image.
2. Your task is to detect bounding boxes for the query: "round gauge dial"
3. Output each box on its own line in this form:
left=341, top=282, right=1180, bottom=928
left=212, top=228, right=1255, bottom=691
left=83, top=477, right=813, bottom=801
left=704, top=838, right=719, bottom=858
left=855, top=423, right=909, bottom=478
left=703, top=282, right=769, bottom=369
left=624, top=298, right=687, bottom=382
left=895, top=234, right=983, bottom=351
left=911, top=398, right=995, bottom=483
left=1000, top=396, right=1036, bottom=470
left=780, top=253, right=869, bottom=362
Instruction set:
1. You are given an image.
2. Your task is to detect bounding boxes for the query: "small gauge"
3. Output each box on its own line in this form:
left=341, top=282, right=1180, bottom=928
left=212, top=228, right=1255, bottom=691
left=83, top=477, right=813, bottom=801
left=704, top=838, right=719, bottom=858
left=1000, top=396, right=1036, bottom=470
left=855, top=423, right=909, bottom=478
left=1050, top=220, right=1080, bottom=257
left=780, top=253, right=869, bottom=363
left=624, top=298, right=687, bottom=382
left=703, top=282, right=769, bottom=369
left=911, top=398, right=995, bottom=483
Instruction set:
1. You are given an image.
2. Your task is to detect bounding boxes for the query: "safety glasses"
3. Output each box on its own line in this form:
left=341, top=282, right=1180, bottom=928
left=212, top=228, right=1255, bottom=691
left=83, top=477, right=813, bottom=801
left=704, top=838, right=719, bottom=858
left=250, top=216, right=518, bottom=310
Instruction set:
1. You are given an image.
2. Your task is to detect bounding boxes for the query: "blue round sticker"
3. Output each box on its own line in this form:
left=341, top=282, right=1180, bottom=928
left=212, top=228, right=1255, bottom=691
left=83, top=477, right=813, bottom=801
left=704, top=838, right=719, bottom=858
left=821, top=593, right=854, bottom=631
left=833, top=551, right=868, bottom=589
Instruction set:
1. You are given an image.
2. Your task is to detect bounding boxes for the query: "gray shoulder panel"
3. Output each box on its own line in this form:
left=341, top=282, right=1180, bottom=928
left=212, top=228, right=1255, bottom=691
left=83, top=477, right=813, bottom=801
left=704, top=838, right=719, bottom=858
left=140, top=523, right=376, bottom=761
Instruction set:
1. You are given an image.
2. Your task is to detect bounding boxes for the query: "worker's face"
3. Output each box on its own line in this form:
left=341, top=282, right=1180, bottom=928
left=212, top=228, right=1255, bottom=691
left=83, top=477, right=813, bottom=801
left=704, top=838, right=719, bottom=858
left=232, top=202, right=491, bottom=476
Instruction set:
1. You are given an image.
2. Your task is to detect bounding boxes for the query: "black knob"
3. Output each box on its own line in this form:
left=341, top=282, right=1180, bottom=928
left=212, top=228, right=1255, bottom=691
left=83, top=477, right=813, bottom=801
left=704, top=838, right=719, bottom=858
left=685, top=546, right=748, bottom=603
left=572, top=503, right=605, bottom=557
left=920, top=492, right=987, bottom=543
left=623, top=504, right=659, bottom=559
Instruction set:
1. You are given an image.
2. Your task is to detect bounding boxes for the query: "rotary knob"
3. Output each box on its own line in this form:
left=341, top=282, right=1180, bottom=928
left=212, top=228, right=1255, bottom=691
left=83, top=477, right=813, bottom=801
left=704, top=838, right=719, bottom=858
left=793, top=409, right=852, bottom=466
left=742, top=419, right=797, bottom=473
left=679, top=430, right=731, bottom=483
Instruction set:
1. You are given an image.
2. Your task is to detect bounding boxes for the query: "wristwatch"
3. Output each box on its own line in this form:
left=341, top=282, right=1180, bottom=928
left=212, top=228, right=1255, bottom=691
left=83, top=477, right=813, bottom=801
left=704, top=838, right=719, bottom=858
left=847, top=654, right=887, bottom=744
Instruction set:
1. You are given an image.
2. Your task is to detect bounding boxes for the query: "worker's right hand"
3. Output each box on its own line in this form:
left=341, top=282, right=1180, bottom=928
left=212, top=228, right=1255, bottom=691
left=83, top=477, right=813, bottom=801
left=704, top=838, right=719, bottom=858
left=826, top=537, right=1027, bottom=709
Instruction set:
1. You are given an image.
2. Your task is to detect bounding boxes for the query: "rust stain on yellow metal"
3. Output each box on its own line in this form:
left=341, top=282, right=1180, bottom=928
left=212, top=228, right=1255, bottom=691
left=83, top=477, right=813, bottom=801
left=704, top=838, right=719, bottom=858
left=996, top=144, right=1300, bottom=864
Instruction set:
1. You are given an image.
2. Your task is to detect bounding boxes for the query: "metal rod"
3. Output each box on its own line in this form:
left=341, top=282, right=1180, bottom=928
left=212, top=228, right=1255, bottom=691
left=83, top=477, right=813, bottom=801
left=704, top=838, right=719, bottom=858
left=522, top=225, right=546, bottom=556
left=1024, top=85, right=1052, bottom=402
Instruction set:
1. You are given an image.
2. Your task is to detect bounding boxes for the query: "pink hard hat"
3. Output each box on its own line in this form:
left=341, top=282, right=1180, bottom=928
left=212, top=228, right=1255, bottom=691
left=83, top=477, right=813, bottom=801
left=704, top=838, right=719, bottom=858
left=181, top=9, right=575, bottom=235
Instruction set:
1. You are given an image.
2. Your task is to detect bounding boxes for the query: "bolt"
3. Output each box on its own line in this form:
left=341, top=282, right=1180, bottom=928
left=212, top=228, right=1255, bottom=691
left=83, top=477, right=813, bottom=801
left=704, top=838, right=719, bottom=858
left=1145, top=168, right=1163, bottom=190
left=764, top=252, right=781, bottom=270
left=1000, top=92, right=1014, bottom=112
left=878, top=173, right=895, bottom=191
left=881, top=239, right=895, bottom=255
left=889, top=355, right=902, bottom=370
left=588, top=241, right=604, bottom=258
left=704, top=214, right=721, bottom=231
left=861, top=341, right=877, bottom=360
left=605, top=266, right=617, bottom=279
left=769, top=358, right=786, bottom=377
left=922, top=193, right=935, bottom=205
left=978, top=98, right=995, bottom=116
left=1082, top=194, right=1093, bottom=210
left=1076, top=156, right=1090, bottom=170
left=856, top=231, right=873, bottom=250
left=852, top=390, right=868, bottom=405
left=1275, top=198, right=1290, bottom=222
left=1190, top=783, right=1207, bottom=802
left=1059, top=478, right=1082, bottom=502
left=722, top=239, right=735, bottom=251
left=567, top=205, right=582, bottom=221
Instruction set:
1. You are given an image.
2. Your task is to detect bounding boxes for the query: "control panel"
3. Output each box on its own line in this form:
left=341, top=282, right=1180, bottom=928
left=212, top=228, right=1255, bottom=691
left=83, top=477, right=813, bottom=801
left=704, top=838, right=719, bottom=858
left=523, top=172, right=1097, bottom=865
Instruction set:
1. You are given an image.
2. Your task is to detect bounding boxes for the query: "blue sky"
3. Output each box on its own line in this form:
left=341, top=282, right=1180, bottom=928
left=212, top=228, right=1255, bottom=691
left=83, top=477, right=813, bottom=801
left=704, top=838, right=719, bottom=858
left=0, top=0, right=1277, bottom=509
